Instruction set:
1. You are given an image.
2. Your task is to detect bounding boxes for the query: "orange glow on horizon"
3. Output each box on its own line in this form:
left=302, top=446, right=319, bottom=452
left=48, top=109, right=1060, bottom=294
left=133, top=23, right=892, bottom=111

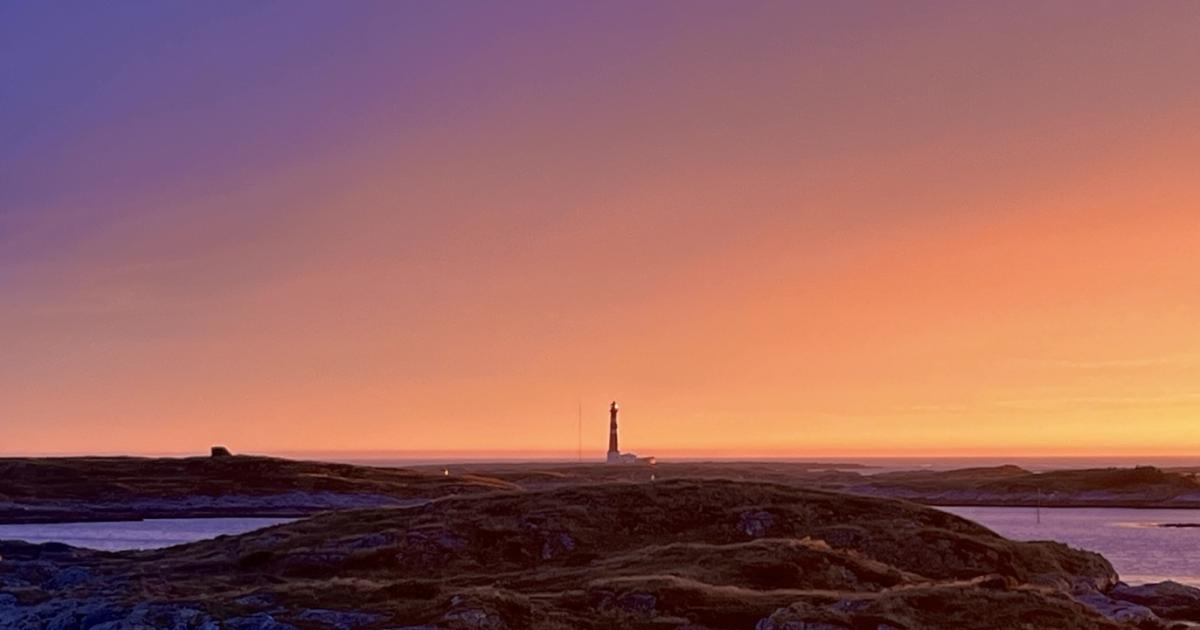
left=2, top=3, right=1198, bottom=458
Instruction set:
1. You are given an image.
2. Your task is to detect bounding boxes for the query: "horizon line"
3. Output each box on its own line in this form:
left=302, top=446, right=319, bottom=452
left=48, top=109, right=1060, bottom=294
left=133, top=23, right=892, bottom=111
left=2, top=448, right=1199, bottom=462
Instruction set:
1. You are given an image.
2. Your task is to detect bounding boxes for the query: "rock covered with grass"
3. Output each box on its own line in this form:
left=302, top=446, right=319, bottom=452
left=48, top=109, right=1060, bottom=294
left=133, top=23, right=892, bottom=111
left=2, top=479, right=1196, bottom=629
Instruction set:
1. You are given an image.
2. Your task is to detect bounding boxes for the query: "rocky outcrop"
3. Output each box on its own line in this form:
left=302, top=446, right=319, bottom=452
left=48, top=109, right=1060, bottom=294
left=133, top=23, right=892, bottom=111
left=1, top=479, right=1174, bottom=629
left=0, top=492, right=422, bottom=524
left=1110, top=581, right=1200, bottom=621
left=756, top=578, right=1134, bottom=630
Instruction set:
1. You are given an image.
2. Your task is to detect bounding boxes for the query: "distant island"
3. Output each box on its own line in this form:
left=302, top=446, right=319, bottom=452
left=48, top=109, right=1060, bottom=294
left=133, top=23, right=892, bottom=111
left=5, top=456, right=1200, bottom=525
left=848, top=464, right=1200, bottom=509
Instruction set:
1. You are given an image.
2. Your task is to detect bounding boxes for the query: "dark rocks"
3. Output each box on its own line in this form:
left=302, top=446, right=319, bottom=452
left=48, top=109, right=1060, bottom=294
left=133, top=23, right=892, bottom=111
left=438, top=591, right=531, bottom=630
left=1073, top=590, right=1159, bottom=626
left=755, top=621, right=848, bottom=630
left=341, top=532, right=397, bottom=551
left=739, top=510, right=774, bottom=537
left=395, top=528, right=467, bottom=568
left=442, top=604, right=505, bottom=630
left=77, top=603, right=125, bottom=627
left=615, top=591, right=657, bottom=615
left=0, top=599, right=219, bottom=630
left=43, top=566, right=91, bottom=590
left=297, top=608, right=385, bottom=629
left=233, top=593, right=278, bottom=610
left=113, top=603, right=214, bottom=629
left=0, top=596, right=114, bottom=630
left=539, top=532, right=575, bottom=560
left=758, top=582, right=1133, bottom=630
left=225, top=612, right=299, bottom=630
left=1111, top=581, right=1200, bottom=621
left=276, top=551, right=350, bottom=576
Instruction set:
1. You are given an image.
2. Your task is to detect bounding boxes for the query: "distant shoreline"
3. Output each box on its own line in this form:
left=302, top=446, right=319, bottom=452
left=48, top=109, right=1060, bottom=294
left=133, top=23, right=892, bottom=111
left=6, top=452, right=1199, bottom=469
left=2, top=456, right=1200, bottom=527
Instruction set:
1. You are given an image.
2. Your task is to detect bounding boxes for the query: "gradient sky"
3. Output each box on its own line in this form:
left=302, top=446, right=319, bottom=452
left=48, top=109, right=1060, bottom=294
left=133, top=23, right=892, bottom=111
left=2, top=2, right=1199, bottom=457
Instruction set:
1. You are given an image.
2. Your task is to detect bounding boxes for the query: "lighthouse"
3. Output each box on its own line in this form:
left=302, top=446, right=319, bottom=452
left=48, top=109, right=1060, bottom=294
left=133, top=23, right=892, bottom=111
left=605, top=401, right=653, bottom=465
left=606, top=401, right=620, bottom=463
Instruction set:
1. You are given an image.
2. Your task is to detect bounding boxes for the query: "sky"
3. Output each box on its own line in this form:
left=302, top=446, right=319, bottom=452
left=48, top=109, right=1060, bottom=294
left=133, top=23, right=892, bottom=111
left=2, top=2, right=1198, bottom=458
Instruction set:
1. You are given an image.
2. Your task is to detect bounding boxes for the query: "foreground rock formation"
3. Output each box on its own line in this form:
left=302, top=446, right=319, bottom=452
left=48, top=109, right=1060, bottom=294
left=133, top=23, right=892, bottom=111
left=3, top=479, right=1198, bottom=629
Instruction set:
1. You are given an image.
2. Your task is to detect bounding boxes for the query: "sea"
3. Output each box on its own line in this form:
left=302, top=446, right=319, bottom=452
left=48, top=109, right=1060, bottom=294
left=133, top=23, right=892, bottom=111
left=303, top=454, right=1200, bottom=473
left=0, top=517, right=292, bottom=552
left=941, top=506, right=1200, bottom=587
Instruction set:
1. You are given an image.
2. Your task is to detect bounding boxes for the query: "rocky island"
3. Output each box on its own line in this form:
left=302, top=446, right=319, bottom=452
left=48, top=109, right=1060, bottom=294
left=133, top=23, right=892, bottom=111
left=0, top=456, right=515, bottom=524
left=2, top=457, right=1199, bottom=628
left=848, top=465, right=1200, bottom=509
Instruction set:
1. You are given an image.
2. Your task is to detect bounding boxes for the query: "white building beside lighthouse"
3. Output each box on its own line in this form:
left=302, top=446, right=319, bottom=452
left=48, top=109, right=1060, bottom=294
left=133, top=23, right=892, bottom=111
left=606, top=401, right=654, bottom=465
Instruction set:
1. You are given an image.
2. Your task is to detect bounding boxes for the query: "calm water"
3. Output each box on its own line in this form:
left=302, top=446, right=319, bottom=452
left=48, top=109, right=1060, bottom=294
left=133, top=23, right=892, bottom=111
left=942, top=506, right=1200, bottom=587
left=312, top=454, right=1200, bottom=472
left=0, top=517, right=293, bottom=551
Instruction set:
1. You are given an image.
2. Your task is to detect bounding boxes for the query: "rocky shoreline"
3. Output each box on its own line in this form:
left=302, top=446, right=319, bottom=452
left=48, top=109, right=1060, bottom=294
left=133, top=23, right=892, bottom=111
left=3, top=457, right=1200, bottom=628
left=846, top=465, right=1200, bottom=510
left=849, top=486, right=1200, bottom=509
left=0, top=492, right=426, bottom=525
left=2, top=479, right=1200, bottom=629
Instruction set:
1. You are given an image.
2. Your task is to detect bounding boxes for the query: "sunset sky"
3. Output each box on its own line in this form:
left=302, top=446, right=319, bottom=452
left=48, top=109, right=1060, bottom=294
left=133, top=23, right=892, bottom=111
left=2, top=2, right=1198, bottom=457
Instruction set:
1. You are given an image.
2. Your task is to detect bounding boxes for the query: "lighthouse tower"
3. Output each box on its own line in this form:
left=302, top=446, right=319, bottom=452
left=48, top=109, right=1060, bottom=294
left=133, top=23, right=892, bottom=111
left=604, top=401, right=653, bottom=465
left=606, top=401, right=620, bottom=463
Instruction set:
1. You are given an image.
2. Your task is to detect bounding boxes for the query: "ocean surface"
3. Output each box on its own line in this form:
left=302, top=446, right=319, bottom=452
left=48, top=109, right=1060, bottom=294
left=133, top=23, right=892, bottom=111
left=310, top=454, right=1200, bottom=473
left=941, top=506, right=1200, bottom=587
left=0, top=517, right=293, bottom=551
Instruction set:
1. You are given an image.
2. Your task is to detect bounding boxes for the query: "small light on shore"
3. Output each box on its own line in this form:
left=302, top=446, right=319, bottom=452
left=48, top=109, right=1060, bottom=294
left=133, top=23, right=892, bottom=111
left=443, top=468, right=449, bottom=476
